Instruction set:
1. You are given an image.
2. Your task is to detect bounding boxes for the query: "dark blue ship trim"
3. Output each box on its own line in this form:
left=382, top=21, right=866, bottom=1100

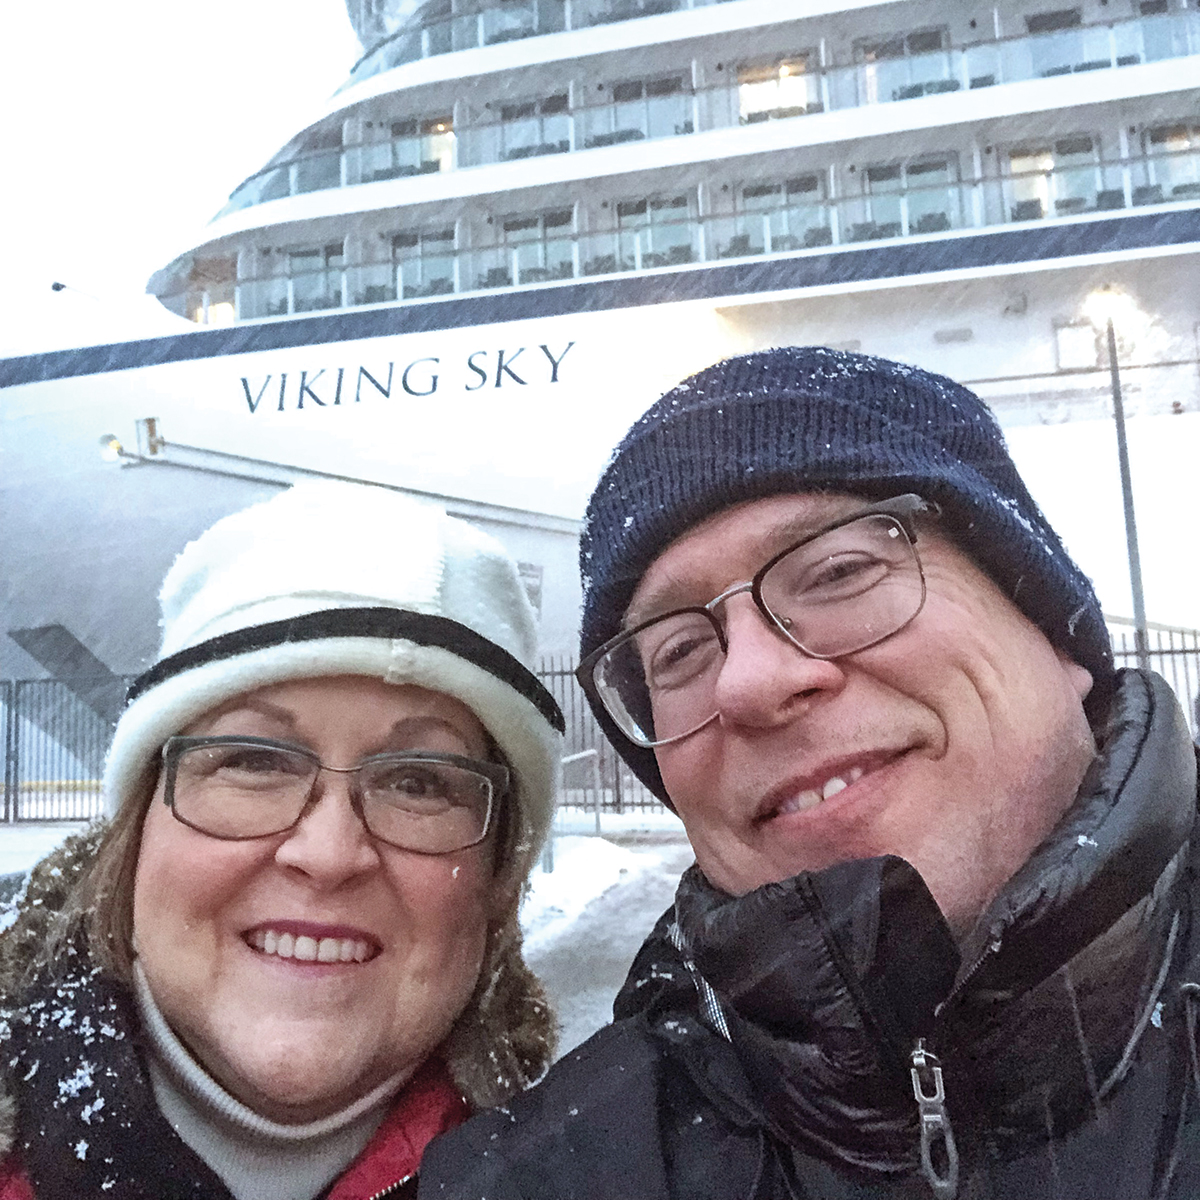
left=4, top=208, right=1199, bottom=389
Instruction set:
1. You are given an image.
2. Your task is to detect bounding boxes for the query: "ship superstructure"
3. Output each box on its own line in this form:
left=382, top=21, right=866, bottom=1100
left=149, top=0, right=1199, bottom=368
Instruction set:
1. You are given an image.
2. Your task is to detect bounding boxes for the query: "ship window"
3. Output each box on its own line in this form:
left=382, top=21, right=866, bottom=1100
left=714, top=174, right=830, bottom=258
left=360, top=115, right=454, bottom=182
left=186, top=257, right=237, bottom=325
left=645, top=76, right=683, bottom=98
left=1143, top=124, right=1200, bottom=199
left=500, top=93, right=571, bottom=161
left=854, top=28, right=953, bottom=104
left=393, top=228, right=456, bottom=299
left=285, top=242, right=344, bottom=314
left=855, top=29, right=947, bottom=61
left=615, top=192, right=694, bottom=268
left=491, top=208, right=576, bottom=285
left=481, top=0, right=566, bottom=46
left=1006, top=135, right=1099, bottom=220
left=299, top=124, right=342, bottom=152
left=292, top=126, right=342, bottom=195
left=573, top=0, right=683, bottom=25
left=1139, top=0, right=1169, bottom=11
left=737, top=55, right=818, bottom=123
left=1025, top=8, right=1082, bottom=34
left=1147, top=123, right=1200, bottom=147
left=906, top=29, right=945, bottom=54
left=843, top=158, right=957, bottom=240
left=1028, top=10, right=1098, bottom=78
left=582, top=73, right=692, bottom=147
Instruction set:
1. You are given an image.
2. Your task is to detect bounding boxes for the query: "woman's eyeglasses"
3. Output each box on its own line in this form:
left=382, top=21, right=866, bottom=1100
left=161, top=736, right=508, bottom=855
left=577, top=494, right=939, bottom=748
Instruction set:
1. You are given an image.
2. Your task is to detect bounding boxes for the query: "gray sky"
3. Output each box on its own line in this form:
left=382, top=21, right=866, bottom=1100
left=0, top=0, right=360, bottom=354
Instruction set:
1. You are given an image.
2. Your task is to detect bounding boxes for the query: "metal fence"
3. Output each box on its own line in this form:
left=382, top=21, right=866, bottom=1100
left=537, top=655, right=664, bottom=814
left=0, top=664, right=667, bottom=824
left=1, top=679, right=122, bottom=822
left=1111, top=625, right=1200, bottom=738
left=4, top=635, right=1196, bottom=824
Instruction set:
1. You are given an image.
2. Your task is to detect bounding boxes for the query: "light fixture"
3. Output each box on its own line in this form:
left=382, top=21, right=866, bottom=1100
left=1081, top=284, right=1142, bottom=335
left=1082, top=285, right=1150, bottom=669
left=136, top=417, right=165, bottom=456
left=98, top=419, right=165, bottom=465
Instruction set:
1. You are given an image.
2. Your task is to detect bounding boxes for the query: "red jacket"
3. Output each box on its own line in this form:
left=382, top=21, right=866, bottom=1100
left=0, top=1057, right=467, bottom=1200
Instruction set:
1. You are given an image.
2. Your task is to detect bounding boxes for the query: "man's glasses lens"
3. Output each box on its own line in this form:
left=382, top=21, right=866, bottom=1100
left=165, top=738, right=498, bottom=854
left=758, top=514, right=926, bottom=655
left=588, top=506, right=928, bottom=748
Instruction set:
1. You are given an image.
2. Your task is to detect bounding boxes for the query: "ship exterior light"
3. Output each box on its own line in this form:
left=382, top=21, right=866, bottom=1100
left=1083, top=285, right=1150, bottom=670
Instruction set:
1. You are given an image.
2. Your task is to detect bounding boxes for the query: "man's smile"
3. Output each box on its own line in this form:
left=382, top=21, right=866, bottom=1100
left=755, top=750, right=911, bottom=822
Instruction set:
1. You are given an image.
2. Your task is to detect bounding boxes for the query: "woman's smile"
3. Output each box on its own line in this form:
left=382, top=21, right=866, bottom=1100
left=244, top=922, right=381, bottom=965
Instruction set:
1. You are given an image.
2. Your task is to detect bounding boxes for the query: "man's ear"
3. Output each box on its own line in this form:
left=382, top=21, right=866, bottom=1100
left=1055, top=646, right=1093, bottom=703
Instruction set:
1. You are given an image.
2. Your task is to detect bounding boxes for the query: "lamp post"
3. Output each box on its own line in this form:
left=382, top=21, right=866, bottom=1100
left=1084, top=288, right=1150, bottom=671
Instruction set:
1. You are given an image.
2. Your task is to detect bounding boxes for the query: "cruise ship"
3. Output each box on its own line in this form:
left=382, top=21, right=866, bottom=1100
left=3, top=0, right=1200, bottom=818
left=148, top=0, right=1200, bottom=406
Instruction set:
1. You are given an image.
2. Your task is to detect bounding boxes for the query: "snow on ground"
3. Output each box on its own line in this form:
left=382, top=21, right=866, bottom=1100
left=0, top=821, right=91, bottom=876
left=550, top=806, right=684, bottom=837
left=520, top=834, right=656, bottom=954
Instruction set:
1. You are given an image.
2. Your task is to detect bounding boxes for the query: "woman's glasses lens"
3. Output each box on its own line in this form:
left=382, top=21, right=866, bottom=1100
left=358, top=757, right=493, bottom=853
left=166, top=739, right=497, bottom=853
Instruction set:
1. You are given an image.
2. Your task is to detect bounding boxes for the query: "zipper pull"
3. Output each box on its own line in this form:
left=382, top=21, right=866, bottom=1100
left=911, top=1039, right=959, bottom=1200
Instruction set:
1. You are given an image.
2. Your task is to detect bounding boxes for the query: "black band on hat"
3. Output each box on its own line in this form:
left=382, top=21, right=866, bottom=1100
left=125, top=606, right=565, bottom=733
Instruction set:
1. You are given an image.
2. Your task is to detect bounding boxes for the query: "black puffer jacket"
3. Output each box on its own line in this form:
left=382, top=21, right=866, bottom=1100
left=422, top=671, right=1200, bottom=1199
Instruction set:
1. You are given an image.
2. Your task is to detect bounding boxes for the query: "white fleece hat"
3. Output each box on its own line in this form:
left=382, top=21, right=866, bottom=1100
left=104, top=482, right=564, bottom=877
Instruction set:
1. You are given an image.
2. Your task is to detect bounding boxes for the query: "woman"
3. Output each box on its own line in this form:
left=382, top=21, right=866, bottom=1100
left=0, top=481, right=564, bottom=1200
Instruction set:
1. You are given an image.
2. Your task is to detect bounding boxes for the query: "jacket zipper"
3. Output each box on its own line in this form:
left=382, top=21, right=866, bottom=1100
left=911, top=1039, right=959, bottom=1199
left=909, top=926, right=1004, bottom=1200
left=366, top=1172, right=415, bottom=1200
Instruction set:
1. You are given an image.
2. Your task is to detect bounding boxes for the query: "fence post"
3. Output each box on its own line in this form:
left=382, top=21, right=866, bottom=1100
left=4, top=681, right=19, bottom=822
left=561, top=749, right=601, bottom=838
left=591, top=752, right=603, bottom=837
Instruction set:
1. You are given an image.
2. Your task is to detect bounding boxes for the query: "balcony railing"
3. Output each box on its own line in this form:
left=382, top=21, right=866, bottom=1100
left=343, top=0, right=733, bottom=88
left=174, top=142, right=1200, bottom=323
left=216, top=8, right=1200, bottom=220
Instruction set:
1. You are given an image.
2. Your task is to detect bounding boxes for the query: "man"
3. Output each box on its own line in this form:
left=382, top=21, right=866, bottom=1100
left=422, top=347, right=1200, bottom=1198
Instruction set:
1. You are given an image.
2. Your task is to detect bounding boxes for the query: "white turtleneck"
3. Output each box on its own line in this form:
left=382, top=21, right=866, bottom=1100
left=133, top=961, right=408, bottom=1200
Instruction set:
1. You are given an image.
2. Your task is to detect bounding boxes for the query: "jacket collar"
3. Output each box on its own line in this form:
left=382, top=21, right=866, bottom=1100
left=668, top=670, right=1199, bottom=1172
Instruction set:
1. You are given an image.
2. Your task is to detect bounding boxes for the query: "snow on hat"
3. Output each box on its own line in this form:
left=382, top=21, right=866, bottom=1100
left=580, top=345, right=1111, bottom=802
left=104, top=481, right=564, bottom=879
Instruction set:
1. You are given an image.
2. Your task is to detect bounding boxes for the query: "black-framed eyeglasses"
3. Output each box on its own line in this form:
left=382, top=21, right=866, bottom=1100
left=577, top=494, right=940, bottom=748
left=161, top=736, right=509, bottom=855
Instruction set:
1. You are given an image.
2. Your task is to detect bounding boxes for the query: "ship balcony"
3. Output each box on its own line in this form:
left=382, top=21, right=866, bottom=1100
left=215, top=6, right=1200, bottom=221
left=164, top=138, right=1200, bottom=324
left=340, top=0, right=1197, bottom=90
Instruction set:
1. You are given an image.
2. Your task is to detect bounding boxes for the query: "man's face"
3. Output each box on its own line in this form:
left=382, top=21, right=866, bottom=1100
left=631, top=492, right=1097, bottom=934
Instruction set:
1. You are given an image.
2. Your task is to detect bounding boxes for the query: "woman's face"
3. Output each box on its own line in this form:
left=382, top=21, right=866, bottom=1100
left=133, top=675, right=500, bottom=1123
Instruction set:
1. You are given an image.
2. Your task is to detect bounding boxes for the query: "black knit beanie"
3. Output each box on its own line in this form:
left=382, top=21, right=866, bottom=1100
left=580, top=346, right=1113, bottom=802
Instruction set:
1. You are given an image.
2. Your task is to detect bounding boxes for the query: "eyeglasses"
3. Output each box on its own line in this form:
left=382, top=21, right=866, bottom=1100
left=578, top=494, right=939, bottom=748
left=161, top=736, right=508, bottom=855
